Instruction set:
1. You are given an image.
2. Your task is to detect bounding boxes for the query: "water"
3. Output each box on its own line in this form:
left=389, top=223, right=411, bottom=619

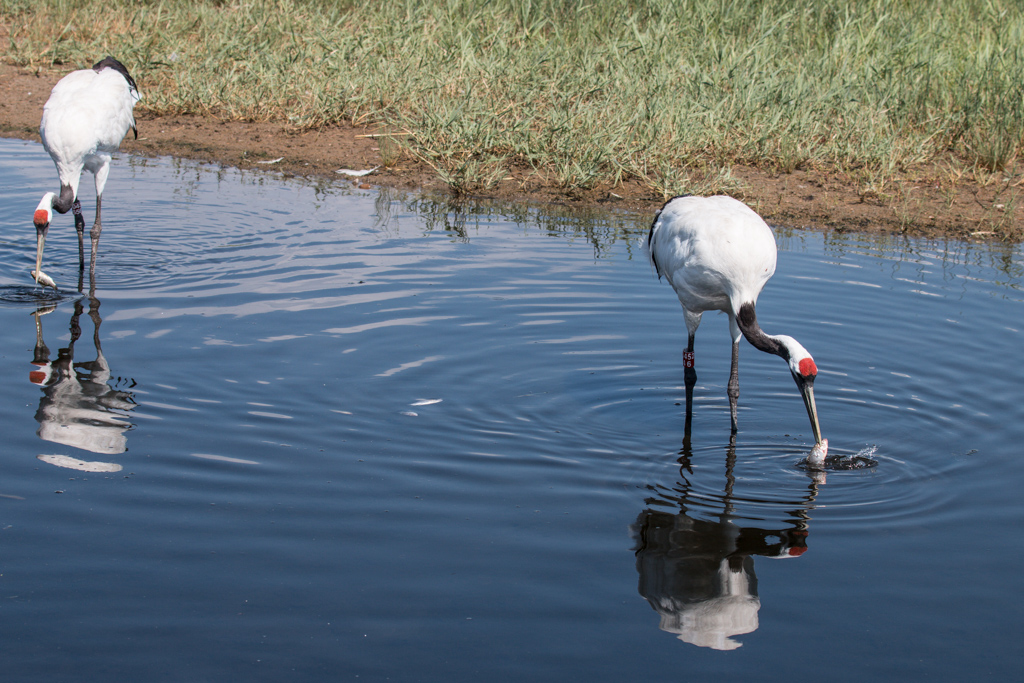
left=0, top=136, right=1022, bottom=681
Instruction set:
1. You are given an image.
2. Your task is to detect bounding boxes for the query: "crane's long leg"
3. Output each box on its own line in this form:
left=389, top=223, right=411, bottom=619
left=72, top=199, right=85, bottom=270
left=89, top=195, right=102, bottom=284
left=683, top=333, right=696, bottom=437
left=681, top=309, right=702, bottom=436
left=89, top=163, right=110, bottom=281
left=728, top=339, right=740, bottom=433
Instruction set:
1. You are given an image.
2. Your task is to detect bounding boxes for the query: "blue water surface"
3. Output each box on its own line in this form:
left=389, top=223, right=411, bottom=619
left=0, top=137, right=1021, bottom=681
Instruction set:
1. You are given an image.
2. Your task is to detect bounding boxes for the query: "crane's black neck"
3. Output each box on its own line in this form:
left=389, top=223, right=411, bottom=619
left=736, top=302, right=788, bottom=360
left=52, top=184, right=75, bottom=214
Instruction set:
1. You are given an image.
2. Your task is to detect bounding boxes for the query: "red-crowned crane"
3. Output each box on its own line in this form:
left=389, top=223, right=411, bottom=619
left=648, top=195, right=825, bottom=450
left=32, top=56, right=140, bottom=287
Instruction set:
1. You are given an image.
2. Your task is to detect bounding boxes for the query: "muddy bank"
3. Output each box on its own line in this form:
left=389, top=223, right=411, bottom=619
left=2, top=63, right=1017, bottom=240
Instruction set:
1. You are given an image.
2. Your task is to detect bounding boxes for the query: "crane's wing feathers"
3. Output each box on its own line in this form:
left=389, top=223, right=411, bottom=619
left=40, top=57, right=141, bottom=193
left=648, top=195, right=777, bottom=315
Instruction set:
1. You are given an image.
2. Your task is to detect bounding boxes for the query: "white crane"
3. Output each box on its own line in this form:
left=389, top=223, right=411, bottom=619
left=32, top=56, right=140, bottom=286
left=647, top=195, right=824, bottom=446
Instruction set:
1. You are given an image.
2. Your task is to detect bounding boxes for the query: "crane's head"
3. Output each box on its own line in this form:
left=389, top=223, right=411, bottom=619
left=775, top=335, right=823, bottom=446
left=33, top=193, right=54, bottom=285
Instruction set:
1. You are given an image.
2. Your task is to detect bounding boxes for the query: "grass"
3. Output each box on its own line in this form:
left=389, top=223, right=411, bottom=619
left=3, top=0, right=1024, bottom=204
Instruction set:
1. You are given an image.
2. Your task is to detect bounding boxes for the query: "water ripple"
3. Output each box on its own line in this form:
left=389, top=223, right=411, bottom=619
left=0, top=285, right=77, bottom=306
left=639, top=440, right=968, bottom=533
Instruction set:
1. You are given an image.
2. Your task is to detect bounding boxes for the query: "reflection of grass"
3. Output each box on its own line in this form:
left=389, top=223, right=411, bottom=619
left=4, top=0, right=1024, bottom=205
left=392, top=187, right=651, bottom=258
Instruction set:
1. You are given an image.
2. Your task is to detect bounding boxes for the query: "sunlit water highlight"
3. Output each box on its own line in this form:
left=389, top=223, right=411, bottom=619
left=0, top=137, right=1022, bottom=681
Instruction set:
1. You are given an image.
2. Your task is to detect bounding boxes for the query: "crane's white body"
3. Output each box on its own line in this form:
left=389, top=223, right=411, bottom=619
left=648, top=195, right=824, bottom=446
left=648, top=195, right=777, bottom=343
left=32, top=58, right=140, bottom=287
left=40, top=63, right=140, bottom=205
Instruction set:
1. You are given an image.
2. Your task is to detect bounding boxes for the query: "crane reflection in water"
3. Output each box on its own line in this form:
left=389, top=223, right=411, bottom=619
left=29, top=286, right=136, bottom=463
left=631, top=437, right=819, bottom=650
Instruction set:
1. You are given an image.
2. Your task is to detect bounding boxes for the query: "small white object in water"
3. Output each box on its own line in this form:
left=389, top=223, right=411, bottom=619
left=37, top=454, right=122, bottom=473
left=807, top=439, right=829, bottom=468
left=190, top=453, right=259, bottom=465
left=30, top=269, right=57, bottom=290
left=336, top=166, right=379, bottom=177
left=411, top=398, right=442, bottom=406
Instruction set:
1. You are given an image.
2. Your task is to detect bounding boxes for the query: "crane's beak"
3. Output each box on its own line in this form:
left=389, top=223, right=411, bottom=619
left=34, top=222, right=48, bottom=286
left=796, top=375, right=823, bottom=445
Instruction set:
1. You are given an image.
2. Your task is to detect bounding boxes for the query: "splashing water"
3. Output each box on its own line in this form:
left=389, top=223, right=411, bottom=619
left=801, top=443, right=879, bottom=472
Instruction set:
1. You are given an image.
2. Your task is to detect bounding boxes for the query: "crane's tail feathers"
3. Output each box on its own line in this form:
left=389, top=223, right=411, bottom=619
left=647, top=195, right=695, bottom=280
left=647, top=212, right=663, bottom=280
left=92, top=56, right=140, bottom=98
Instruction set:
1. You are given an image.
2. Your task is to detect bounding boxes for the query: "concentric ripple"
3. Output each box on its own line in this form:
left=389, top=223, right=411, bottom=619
left=0, top=284, right=77, bottom=306
left=636, top=439, right=968, bottom=533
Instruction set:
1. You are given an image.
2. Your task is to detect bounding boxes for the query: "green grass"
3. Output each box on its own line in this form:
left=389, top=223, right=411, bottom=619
left=4, top=0, right=1024, bottom=198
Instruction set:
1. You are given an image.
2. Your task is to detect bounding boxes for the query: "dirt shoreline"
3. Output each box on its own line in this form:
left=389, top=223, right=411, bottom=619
left=2, top=63, right=1018, bottom=240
